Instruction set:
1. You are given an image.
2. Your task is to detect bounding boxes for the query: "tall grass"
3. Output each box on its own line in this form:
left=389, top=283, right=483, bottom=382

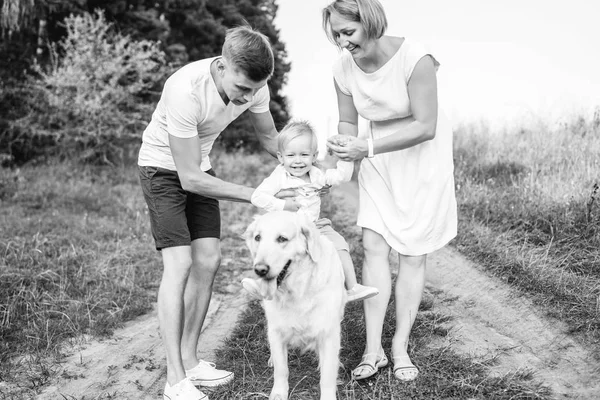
left=0, top=161, right=160, bottom=390
left=453, top=112, right=600, bottom=349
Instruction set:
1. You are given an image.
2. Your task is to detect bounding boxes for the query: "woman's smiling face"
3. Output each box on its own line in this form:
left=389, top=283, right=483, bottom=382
left=329, top=12, right=372, bottom=59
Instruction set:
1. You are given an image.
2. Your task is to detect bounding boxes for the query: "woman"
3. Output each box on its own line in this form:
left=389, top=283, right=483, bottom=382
left=322, top=0, right=457, bottom=382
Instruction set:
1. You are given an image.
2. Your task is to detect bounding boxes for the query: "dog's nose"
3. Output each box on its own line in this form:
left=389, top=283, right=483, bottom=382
left=254, top=263, right=269, bottom=277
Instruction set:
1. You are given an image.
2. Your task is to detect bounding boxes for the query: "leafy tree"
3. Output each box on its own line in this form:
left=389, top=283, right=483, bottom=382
left=154, top=0, right=291, bottom=150
left=1, top=9, right=168, bottom=165
left=0, top=0, right=290, bottom=164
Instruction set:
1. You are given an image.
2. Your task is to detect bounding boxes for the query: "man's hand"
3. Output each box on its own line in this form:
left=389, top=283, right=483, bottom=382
left=318, top=185, right=331, bottom=197
left=283, top=197, right=300, bottom=211
left=315, top=218, right=332, bottom=228
left=275, top=188, right=299, bottom=199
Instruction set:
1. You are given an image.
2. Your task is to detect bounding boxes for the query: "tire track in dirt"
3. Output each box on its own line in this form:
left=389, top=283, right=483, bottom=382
left=338, top=181, right=600, bottom=399
left=36, top=289, right=249, bottom=399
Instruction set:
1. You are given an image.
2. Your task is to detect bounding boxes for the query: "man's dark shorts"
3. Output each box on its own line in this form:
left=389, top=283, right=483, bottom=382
left=138, top=166, right=220, bottom=251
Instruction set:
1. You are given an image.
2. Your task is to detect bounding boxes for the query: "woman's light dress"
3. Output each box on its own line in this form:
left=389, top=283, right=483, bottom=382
left=333, top=38, right=457, bottom=256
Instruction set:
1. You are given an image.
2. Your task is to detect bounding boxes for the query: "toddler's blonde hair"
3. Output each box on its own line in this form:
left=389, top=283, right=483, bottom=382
left=277, top=120, right=319, bottom=154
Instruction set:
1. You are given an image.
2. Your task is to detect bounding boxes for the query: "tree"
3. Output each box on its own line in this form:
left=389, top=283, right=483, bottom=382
left=0, top=0, right=290, bottom=164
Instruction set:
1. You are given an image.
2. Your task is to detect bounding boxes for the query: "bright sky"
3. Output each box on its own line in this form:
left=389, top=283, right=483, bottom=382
left=274, top=0, right=600, bottom=139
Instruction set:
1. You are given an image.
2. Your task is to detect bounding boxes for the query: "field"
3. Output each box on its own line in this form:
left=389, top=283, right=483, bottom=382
left=1, top=114, right=599, bottom=399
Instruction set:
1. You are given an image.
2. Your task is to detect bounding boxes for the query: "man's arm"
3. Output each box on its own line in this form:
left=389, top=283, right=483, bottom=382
left=249, top=110, right=278, bottom=158
left=170, top=134, right=254, bottom=202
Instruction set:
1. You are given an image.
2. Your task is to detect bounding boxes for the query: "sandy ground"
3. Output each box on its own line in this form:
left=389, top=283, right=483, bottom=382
left=31, top=183, right=600, bottom=400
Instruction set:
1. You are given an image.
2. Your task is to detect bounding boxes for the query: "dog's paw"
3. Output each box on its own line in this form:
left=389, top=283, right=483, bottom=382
left=269, top=384, right=289, bottom=400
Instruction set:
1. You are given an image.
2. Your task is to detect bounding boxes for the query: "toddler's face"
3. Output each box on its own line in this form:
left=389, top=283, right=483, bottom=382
left=277, top=135, right=317, bottom=178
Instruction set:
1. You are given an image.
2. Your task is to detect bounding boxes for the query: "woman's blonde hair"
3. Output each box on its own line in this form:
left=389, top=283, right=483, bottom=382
left=277, top=120, right=318, bottom=154
left=322, top=0, right=388, bottom=47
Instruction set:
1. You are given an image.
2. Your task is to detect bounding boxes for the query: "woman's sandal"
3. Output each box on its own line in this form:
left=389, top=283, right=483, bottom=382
left=392, top=355, right=419, bottom=382
left=352, top=351, right=389, bottom=380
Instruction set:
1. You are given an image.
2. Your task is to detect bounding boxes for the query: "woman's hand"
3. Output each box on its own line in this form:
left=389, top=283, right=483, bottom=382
left=326, top=134, right=368, bottom=161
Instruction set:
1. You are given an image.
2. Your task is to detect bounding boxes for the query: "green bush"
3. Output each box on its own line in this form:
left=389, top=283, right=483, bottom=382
left=7, top=9, right=169, bottom=165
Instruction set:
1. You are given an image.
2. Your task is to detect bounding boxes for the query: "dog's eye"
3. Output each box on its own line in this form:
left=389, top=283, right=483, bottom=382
left=254, top=234, right=261, bottom=242
left=276, top=235, right=288, bottom=243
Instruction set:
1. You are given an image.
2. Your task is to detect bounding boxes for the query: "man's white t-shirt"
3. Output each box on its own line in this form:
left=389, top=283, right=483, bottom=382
left=138, top=57, right=270, bottom=171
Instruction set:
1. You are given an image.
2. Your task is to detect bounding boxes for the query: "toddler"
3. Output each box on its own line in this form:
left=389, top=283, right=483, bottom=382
left=243, top=120, right=378, bottom=302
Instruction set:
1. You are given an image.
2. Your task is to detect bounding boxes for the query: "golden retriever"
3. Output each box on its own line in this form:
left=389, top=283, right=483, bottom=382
left=244, top=210, right=347, bottom=400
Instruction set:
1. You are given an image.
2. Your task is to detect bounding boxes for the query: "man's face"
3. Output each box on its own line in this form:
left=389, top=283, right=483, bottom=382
left=220, top=61, right=268, bottom=106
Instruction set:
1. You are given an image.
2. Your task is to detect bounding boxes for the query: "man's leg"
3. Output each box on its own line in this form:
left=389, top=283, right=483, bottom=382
left=181, top=237, right=221, bottom=368
left=159, top=245, right=193, bottom=386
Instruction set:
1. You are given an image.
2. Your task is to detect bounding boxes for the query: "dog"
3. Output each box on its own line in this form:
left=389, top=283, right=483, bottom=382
left=244, top=210, right=347, bottom=400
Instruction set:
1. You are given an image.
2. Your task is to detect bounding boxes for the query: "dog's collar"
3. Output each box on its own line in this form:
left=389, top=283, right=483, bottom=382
left=276, top=260, right=292, bottom=287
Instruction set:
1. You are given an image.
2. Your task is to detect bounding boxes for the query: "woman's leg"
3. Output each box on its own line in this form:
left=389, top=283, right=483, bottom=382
left=391, top=253, right=427, bottom=380
left=353, top=228, right=391, bottom=377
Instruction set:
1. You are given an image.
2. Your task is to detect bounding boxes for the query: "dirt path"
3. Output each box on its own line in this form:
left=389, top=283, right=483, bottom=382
left=36, top=291, right=249, bottom=400
left=426, top=249, right=600, bottom=398
left=338, top=182, right=600, bottom=399
left=35, top=183, right=600, bottom=399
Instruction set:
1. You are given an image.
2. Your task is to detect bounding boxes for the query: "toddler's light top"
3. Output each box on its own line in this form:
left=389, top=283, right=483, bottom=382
left=251, top=161, right=353, bottom=221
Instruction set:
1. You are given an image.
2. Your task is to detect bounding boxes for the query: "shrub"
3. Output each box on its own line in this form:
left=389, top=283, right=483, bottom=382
left=8, top=9, right=169, bottom=165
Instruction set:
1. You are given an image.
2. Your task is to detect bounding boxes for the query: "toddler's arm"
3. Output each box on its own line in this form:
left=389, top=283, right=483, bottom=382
left=251, top=170, right=287, bottom=212
left=317, top=160, right=354, bottom=187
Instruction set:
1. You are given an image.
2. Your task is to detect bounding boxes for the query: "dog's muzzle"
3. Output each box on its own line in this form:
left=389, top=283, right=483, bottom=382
left=276, top=260, right=291, bottom=287
left=254, top=260, right=292, bottom=287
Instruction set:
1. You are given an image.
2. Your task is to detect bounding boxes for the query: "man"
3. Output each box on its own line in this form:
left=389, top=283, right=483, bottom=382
left=138, top=26, right=291, bottom=400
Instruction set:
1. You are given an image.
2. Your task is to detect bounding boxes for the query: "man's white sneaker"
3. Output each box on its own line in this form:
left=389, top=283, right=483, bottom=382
left=347, top=283, right=379, bottom=302
left=163, top=377, right=208, bottom=400
left=185, top=360, right=234, bottom=387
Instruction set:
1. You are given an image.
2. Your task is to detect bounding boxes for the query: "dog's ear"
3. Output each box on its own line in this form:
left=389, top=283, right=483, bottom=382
left=297, top=212, right=321, bottom=262
left=243, top=214, right=261, bottom=253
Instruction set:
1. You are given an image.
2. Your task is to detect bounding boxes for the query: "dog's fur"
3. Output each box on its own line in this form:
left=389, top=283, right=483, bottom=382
left=244, top=211, right=347, bottom=400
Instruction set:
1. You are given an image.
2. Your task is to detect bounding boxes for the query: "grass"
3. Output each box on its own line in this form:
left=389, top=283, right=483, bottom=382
left=204, top=187, right=551, bottom=399
left=0, top=161, right=160, bottom=392
left=3, top=112, right=598, bottom=399
left=452, top=112, right=600, bottom=351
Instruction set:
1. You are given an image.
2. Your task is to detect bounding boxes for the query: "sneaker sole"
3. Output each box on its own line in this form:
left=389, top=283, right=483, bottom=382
left=188, top=372, right=234, bottom=387
left=164, top=394, right=208, bottom=400
left=348, top=290, right=379, bottom=302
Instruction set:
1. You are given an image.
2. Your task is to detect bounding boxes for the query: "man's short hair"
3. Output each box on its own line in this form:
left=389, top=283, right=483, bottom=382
left=222, top=26, right=274, bottom=82
left=277, top=120, right=318, bottom=153
left=322, top=0, right=388, bottom=47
